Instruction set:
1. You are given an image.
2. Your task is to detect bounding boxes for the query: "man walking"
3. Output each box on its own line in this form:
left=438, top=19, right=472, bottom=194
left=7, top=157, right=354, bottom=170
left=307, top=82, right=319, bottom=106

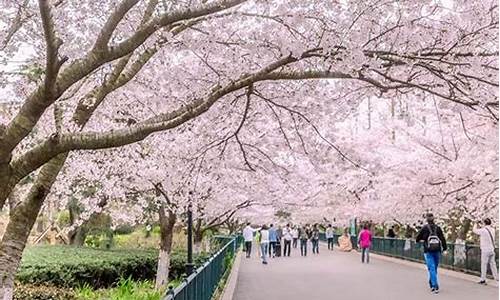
left=242, top=223, right=257, bottom=258
left=473, top=218, right=498, bottom=285
left=283, top=224, right=293, bottom=257
left=268, top=224, right=278, bottom=258
left=416, top=213, right=447, bottom=294
left=326, top=224, right=335, bottom=250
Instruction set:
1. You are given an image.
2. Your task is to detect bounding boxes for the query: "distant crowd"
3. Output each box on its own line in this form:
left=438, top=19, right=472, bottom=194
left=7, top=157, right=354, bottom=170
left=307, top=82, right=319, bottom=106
left=242, top=223, right=363, bottom=264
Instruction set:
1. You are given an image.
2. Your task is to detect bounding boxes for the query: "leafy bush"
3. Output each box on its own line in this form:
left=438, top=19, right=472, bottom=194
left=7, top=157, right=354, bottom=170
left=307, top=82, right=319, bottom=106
left=17, top=246, right=211, bottom=289
left=114, top=230, right=159, bottom=249
left=18, top=246, right=157, bottom=289
left=76, top=278, right=163, bottom=300
left=14, top=283, right=75, bottom=300
left=114, top=224, right=135, bottom=235
left=84, top=233, right=114, bottom=249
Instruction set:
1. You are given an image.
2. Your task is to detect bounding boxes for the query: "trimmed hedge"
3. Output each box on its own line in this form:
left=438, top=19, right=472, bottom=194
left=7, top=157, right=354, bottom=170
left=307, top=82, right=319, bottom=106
left=17, top=246, right=210, bottom=289
left=14, top=283, right=75, bottom=300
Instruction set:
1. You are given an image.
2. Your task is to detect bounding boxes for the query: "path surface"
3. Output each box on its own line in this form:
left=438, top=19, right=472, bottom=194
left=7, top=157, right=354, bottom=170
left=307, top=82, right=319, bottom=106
left=233, top=243, right=498, bottom=300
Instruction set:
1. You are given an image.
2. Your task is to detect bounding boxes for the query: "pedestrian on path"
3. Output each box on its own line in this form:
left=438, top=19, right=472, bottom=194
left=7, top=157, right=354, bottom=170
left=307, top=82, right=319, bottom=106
left=473, top=218, right=498, bottom=285
left=283, top=224, right=292, bottom=257
left=254, top=229, right=261, bottom=259
left=415, top=213, right=447, bottom=294
left=242, top=223, right=259, bottom=258
left=326, top=224, right=335, bottom=250
left=311, top=224, right=320, bottom=254
left=358, top=224, right=372, bottom=263
left=268, top=224, right=277, bottom=258
left=299, top=225, right=309, bottom=256
left=275, top=225, right=283, bottom=257
left=387, top=226, right=396, bottom=248
left=259, top=225, right=270, bottom=265
left=292, top=226, right=299, bottom=249
left=339, top=228, right=353, bottom=252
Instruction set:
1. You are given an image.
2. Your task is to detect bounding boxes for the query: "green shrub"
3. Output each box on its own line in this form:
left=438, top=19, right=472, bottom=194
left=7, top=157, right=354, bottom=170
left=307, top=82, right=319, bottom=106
left=14, top=283, right=75, bottom=300
left=114, top=224, right=134, bottom=235
left=114, top=230, right=159, bottom=249
left=17, top=246, right=211, bottom=289
left=18, top=246, right=157, bottom=289
left=76, top=278, right=164, bottom=300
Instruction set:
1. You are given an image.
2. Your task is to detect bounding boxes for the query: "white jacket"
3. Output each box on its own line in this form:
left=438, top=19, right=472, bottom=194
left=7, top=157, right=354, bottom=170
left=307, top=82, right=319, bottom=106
left=243, top=226, right=256, bottom=242
left=473, top=225, right=496, bottom=252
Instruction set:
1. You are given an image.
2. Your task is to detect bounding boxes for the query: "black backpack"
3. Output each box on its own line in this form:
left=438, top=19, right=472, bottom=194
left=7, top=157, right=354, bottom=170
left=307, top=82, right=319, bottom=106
left=427, top=224, right=442, bottom=252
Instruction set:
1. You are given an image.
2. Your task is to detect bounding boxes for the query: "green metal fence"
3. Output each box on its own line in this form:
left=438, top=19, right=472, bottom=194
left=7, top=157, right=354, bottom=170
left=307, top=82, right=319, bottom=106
left=163, top=235, right=242, bottom=300
left=319, top=233, right=498, bottom=276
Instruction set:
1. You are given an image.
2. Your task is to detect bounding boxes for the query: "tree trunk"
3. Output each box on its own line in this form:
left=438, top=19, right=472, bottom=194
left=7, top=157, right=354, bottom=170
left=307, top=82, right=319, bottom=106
left=68, top=226, right=88, bottom=246
left=0, top=154, right=66, bottom=300
left=155, top=204, right=176, bottom=290
left=67, top=199, right=88, bottom=246
left=193, top=220, right=203, bottom=254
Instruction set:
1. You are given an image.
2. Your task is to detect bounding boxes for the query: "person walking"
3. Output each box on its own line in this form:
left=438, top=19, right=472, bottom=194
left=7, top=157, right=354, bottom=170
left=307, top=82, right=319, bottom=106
left=254, top=228, right=261, bottom=259
left=299, top=225, right=309, bottom=256
left=358, top=224, right=372, bottom=263
left=473, top=218, right=498, bottom=285
left=415, top=213, right=447, bottom=294
left=326, top=224, right=335, bottom=250
left=292, top=226, right=299, bottom=249
left=259, top=225, right=270, bottom=265
left=268, top=224, right=277, bottom=258
left=242, top=223, right=258, bottom=258
left=311, top=224, right=320, bottom=254
left=275, top=225, right=283, bottom=257
left=387, top=226, right=396, bottom=248
left=283, top=224, right=293, bottom=257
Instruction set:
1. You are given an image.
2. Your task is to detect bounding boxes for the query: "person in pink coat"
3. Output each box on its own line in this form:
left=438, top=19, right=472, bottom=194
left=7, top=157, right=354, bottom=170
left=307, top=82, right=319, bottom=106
left=358, top=224, right=373, bottom=263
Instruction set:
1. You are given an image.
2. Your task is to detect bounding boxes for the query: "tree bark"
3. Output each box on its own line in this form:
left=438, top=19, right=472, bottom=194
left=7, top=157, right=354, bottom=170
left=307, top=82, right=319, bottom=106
left=0, top=154, right=66, bottom=300
left=155, top=204, right=176, bottom=290
left=193, top=219, right=203, bottom=254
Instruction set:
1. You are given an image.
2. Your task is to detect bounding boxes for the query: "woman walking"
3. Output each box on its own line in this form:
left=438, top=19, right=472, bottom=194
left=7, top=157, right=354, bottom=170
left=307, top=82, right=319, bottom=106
left=311, top=224, right=320, bottom=254
left=358, top=224, right=373, bottom=263
left=259, top=225, right=270, bottom=264
left=292, top=226, right=299, bottom=248
left=254, top=228, right=261, bottom=259
left=299, top=225, right=309, bottom=256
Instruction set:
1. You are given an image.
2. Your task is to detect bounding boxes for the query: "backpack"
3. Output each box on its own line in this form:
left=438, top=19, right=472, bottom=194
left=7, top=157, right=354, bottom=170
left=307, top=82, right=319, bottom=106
left=427, top=224, right=442, bottom=252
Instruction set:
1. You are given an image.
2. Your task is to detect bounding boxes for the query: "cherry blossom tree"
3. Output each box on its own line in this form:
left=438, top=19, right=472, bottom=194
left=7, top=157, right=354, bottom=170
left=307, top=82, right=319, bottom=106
left=0, top=0, right=498, bottom=298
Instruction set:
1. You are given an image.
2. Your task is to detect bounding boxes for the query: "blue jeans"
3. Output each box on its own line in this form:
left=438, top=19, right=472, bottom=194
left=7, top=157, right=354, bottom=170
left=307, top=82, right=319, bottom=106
left=300, top=239, right=308, bottom=256
left=260, top=243, right=269, bottom=263
left=312, top=239, right=319, bottom=253
left=361, top=247, right=370, bottom=263
left=424, top=252, right=440, bottom=289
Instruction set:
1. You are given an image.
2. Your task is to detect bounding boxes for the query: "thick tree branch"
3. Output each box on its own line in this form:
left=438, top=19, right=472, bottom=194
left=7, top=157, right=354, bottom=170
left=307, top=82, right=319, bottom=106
left=0, top=0, right=245, bottom=164
left=92, top=0, right=141, bottom=51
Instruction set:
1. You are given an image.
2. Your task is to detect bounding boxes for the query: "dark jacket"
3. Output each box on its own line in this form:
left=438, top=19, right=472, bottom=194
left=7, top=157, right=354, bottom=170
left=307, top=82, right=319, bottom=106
left=415, top=223, right=447, bottom=253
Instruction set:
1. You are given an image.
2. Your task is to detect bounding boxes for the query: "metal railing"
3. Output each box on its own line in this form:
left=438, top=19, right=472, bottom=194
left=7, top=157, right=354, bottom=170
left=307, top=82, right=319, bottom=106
left=164, top=235, right=241, bottom=300
left=319, top=233, right=499, bottom=276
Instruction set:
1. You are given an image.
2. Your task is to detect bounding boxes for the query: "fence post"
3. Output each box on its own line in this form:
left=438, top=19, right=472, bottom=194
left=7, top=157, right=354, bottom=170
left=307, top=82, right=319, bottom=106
left=167, top=285, right=174, bottom=298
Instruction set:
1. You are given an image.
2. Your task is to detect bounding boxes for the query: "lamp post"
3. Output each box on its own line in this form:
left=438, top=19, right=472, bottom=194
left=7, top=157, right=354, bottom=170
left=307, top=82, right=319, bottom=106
left=186, top=200, right=194, bottom=276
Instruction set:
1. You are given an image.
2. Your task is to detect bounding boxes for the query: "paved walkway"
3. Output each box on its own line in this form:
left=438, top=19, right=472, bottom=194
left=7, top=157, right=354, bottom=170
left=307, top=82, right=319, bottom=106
left=233, top=243, right=498, bottom=300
